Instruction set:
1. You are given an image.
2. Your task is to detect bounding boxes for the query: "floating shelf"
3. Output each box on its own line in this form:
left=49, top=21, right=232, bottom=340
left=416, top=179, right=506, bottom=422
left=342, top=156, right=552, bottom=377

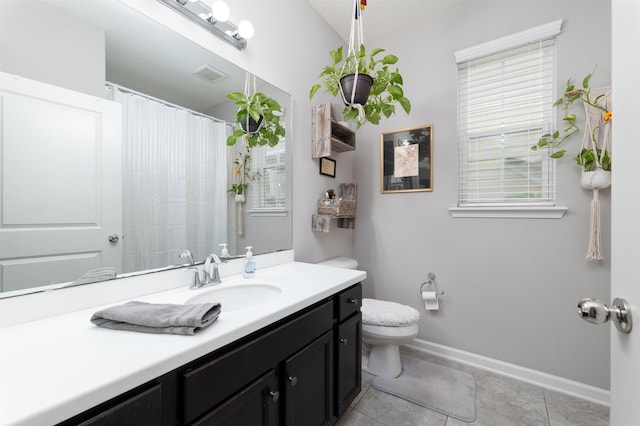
left=312, top=183, right=357, bottom=232
left=312, top=103, right=355, bottom=158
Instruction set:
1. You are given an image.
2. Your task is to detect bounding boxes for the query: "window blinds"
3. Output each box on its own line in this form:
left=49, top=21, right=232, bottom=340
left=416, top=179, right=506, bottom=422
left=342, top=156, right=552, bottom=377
left=456, top=33, right=558, bottom=207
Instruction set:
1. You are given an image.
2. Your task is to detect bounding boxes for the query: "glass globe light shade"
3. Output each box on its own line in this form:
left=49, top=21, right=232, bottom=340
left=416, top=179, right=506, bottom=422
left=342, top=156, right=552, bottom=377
left=237, top=20, right=255, bottom=39
left=210, top=1, right=230, bottom=22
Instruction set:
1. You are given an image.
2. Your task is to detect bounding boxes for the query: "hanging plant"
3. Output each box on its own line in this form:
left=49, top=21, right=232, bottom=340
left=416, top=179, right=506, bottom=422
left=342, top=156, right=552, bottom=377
left=228, top=142, right=260, bottom=198
left=308, top=0, right=411, bottom=129
left=531, top=72, right=611, bottom=172
left=227, top=73, right=285, bottom=148
left=531, top=68, right=612, bottom=261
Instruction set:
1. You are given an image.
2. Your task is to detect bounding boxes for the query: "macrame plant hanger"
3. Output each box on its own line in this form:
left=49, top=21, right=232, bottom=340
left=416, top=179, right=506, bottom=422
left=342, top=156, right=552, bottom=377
left=235, top=72, right=259, bottom=236
left=338, top=0, right=367, bottom=124
left=580, top=85, right=612, bottom=260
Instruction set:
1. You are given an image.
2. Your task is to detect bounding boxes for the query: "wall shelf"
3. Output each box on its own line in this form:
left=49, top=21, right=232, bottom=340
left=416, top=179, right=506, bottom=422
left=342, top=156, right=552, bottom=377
left=312, top=103, right=355, bottom=158
left=312, top=183, right=357, bottom=232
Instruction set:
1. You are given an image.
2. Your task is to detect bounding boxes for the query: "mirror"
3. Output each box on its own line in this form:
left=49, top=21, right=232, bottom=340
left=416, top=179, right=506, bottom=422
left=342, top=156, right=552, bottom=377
left=0, top=0, right=292, bottom=297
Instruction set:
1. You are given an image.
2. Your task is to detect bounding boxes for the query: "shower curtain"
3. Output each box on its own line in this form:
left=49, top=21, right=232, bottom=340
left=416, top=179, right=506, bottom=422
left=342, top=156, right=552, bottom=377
left=106, top=84, right=230, bottom=273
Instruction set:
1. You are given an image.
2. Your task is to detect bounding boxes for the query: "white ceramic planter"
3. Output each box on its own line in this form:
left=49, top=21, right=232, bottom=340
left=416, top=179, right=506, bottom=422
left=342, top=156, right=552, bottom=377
left=581, top=169, right=611, bottom=190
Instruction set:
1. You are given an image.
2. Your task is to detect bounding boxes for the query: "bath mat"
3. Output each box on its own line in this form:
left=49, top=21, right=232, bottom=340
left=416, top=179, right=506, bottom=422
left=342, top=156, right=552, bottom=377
left=371, top=355, right=477, bottom=422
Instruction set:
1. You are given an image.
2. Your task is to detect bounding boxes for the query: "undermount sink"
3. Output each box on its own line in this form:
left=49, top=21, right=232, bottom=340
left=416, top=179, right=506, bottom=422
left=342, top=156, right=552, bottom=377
left=186, top=283, right=282, bottom=311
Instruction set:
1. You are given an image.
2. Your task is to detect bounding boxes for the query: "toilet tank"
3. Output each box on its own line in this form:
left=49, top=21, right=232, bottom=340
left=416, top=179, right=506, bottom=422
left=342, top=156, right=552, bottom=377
left=317, top=257, right=358, bottom=269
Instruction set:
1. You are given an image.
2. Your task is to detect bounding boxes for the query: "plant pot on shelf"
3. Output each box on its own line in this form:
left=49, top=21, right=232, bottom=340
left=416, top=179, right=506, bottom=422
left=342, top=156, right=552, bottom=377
left=339, top=73, right=374, bottom=106
left=581, top=168, right=611, bottom=190
left=240, top=115, right=264, bottom=134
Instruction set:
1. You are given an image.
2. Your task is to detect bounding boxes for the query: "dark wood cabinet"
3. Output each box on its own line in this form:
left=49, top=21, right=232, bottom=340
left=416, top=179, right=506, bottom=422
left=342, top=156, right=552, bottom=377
left=284, top=331, right=333, bottom=425
left=193, top=370, right=279, bottom=426
left=59, top=383, right=162, bottom=426
left=335, top=312, right=362, bottom=417
left=59, top=283, right=362, bottom=426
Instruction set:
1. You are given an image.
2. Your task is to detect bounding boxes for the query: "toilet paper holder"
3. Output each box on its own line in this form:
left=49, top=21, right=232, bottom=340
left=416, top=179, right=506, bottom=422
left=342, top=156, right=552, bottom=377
left=419, top=272, right=444, bottom=296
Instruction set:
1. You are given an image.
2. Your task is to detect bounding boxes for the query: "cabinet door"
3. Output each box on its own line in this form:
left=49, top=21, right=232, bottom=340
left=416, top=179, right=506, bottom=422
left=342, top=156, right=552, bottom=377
left=284, top=331, right=334, bottom=426
left=193, top=370, right=279, bottom=426
left=336, top=312, right=362, bottom=417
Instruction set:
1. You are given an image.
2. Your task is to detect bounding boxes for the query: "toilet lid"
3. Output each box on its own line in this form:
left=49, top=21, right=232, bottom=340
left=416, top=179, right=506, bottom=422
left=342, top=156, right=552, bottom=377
left=361, top=298, right=420, bottom=327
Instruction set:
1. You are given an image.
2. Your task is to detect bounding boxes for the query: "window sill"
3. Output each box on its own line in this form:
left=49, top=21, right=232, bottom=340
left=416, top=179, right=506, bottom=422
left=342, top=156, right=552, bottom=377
left=248, top=209, right=289, bottom=217
left=448, top=206, right=567, bottom=219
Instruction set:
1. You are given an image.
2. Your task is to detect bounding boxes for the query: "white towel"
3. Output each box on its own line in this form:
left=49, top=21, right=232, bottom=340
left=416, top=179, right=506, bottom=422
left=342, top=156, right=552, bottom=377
left=362, top=298, right=420, bottom=326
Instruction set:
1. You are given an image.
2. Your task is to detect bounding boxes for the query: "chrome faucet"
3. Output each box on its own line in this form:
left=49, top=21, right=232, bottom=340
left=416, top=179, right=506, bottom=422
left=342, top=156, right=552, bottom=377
left=203, top=253, right=222, bottom=286
left=179, top=249, right=194, bottom=266
left=187, top=253, right=223, bottom=290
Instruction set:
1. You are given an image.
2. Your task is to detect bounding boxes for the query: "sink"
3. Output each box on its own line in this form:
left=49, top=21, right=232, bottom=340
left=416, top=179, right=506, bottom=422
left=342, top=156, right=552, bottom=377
left=186, top=283, right=282, bottom=311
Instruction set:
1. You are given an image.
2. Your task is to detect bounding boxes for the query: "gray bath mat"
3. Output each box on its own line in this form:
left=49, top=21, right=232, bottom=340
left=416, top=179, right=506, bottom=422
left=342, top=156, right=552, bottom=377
left=371, top=355, right=477, bottom=422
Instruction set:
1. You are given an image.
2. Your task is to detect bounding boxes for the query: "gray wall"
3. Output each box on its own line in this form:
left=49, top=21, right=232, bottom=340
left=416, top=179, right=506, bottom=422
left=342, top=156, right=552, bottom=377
left=351, top=0, right=611, bottom=389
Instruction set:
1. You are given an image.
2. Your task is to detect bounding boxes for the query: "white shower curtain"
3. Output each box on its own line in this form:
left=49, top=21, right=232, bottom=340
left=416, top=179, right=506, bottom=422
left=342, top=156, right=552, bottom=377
left=106, top=84, right=230, bottom=273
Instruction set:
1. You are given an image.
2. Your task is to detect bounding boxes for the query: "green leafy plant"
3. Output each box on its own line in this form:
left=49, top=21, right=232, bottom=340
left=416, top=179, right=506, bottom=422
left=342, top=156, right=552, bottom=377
left=309, top=44, right=411, bottom=128
left=226, top=91, right=285, bottom=148
left=228, top=150, right=260, bottom=196
left=531, top=73, right=611, bottom=171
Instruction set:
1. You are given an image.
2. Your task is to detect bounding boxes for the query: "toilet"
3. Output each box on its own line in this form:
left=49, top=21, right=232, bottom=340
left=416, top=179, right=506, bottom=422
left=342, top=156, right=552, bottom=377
left=316, top=257, right=420, bottom=378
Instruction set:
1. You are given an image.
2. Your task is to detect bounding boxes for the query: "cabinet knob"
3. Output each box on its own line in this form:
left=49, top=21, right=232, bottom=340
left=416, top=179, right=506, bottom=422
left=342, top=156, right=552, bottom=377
left=287, top=376, right=298, bottom=386
left=269, top=390, right=280, bottom=402
left=348, top=298, right=358, bottom=305
left=339, top=338, right=348, bottom=346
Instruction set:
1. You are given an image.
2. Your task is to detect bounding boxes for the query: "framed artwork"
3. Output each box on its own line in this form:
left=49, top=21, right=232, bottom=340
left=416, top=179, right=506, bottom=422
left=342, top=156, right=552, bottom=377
left=319, top=157, right=336, bottom=178
left=380, top=125, right=432, bottom=193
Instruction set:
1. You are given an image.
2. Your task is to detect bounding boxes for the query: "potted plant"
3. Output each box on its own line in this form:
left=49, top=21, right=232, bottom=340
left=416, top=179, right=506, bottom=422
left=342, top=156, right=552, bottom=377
left=226, top=90, right=285, bottom=148
left=531, top=72, right=612, bottom=182
left=228, top=150, right=259, bottom=202
left=309, top=44, right=411, bottom=129
left=531, top=70, right=612, bottom=260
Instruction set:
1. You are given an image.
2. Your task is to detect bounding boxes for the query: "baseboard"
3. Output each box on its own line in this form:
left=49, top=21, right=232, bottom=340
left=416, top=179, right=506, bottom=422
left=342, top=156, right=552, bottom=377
left=406, top=338, right=610, bottom=407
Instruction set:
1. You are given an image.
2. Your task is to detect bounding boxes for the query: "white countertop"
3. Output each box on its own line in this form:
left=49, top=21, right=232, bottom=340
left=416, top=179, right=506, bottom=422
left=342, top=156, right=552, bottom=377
left=0, top=261, right=366, bottom=426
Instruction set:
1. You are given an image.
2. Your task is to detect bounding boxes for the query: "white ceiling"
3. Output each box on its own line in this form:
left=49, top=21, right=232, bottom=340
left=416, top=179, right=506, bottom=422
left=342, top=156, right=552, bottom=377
left=306, top=0, right=462, bottom=43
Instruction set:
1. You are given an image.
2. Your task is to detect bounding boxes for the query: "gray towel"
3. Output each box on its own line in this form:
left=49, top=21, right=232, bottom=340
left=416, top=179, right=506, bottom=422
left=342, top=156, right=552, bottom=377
left=90, top=301, right=222, bottom=335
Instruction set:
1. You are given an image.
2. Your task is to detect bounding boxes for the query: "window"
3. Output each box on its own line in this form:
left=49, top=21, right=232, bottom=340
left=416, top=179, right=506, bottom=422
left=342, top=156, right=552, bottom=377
left=452, top=20, right=567, bottom=218
left=251, top=138, right=286, bottom=211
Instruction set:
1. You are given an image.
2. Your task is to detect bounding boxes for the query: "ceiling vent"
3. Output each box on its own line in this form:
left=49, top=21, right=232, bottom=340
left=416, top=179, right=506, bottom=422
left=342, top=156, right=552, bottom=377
left=192, top=64, right=227, bottom=84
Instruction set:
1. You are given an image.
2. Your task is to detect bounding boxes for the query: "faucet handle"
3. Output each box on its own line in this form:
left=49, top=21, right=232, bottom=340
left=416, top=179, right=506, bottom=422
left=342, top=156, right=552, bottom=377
left=185, top=267, right=202, bottom=289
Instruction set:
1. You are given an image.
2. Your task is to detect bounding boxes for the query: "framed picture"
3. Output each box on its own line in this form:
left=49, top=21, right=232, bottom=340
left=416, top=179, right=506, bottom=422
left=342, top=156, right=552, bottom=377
left=319, top=157, right=336, bottom=178
left=380, top=125, right=432, bottom=193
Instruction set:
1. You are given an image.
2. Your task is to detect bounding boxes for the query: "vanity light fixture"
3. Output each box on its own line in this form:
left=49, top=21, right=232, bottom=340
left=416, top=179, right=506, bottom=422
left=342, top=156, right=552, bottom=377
left=158, top=0, right=254, bottom=50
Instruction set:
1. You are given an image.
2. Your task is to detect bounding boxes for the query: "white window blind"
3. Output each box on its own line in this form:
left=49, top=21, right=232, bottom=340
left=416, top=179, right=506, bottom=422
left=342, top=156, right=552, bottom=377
left=251, top=138, right=286, bottom=210
left=456, top=29, right=559, bottom=208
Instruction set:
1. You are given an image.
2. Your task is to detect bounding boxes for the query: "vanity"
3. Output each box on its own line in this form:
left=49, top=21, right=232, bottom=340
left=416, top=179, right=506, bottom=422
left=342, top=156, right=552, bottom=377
left=0, top=259, right=366, bottom=425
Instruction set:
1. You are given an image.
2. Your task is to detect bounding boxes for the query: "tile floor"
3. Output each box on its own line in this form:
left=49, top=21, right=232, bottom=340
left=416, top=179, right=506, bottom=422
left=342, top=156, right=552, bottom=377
left=337, top=346, right=609, bottom=426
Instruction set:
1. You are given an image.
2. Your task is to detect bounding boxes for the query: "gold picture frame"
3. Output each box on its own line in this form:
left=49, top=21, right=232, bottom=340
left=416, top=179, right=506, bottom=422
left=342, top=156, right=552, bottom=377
left=381, top=125, right=433, bottom=193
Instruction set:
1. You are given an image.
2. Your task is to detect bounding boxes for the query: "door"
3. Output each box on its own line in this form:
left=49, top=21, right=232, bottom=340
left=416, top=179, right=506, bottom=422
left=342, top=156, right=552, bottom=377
left=336, top=312, right=362, bottom=417
left=193, top=370, right=280, bottom=426
left=610, top=1, right=640, bottom=424
left=0, top=72, right=122, bottom=293
left=284, top=331, right=334, bottom=426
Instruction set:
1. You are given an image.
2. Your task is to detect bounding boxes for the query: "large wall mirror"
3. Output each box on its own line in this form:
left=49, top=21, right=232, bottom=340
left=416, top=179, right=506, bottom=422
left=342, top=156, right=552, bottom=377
left=0, top=0, right=292, bottom=297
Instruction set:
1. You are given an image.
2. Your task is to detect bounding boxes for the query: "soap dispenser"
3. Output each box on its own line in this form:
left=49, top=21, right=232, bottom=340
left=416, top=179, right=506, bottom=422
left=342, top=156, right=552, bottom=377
left=219, top=243, right=229, bottom=258
left=243, top=246, right=256, bottom=278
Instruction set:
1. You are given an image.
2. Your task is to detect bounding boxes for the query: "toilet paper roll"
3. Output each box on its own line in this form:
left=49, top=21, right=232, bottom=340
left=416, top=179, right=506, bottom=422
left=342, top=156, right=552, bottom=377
left=422, top=291, right=439, bottom=310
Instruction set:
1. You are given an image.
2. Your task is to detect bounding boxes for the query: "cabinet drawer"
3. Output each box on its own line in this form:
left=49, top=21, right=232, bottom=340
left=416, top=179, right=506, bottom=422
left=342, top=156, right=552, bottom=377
left=60, top=383, right=162, bottom=426
left=337, top=284, right=362, bottom=322
left=182, top=300, right=334, bottom=424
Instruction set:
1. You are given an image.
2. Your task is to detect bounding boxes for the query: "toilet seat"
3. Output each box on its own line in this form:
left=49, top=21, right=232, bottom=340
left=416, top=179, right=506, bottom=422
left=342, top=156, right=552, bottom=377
left=362, top=298, right=420, bottom=327
left=362, top=322, right=418, bottom=338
